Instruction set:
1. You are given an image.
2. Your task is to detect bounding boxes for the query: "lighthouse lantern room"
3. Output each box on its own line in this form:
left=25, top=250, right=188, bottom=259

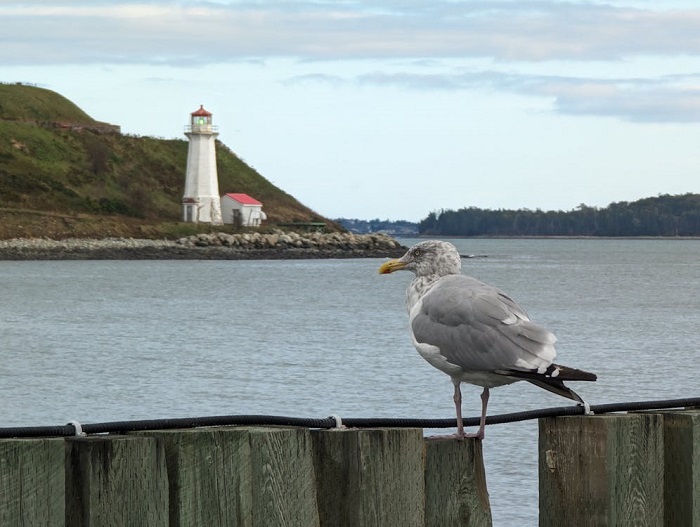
left=182, top=104, right=223, bottom=224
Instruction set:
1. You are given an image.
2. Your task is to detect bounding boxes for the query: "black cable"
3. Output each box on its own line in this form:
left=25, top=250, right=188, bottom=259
left=341, top=397, right=700, bottom=428
left=1, top=397, right=698, bottom=439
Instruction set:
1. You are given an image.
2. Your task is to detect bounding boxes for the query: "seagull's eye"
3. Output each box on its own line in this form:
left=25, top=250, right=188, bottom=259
left=413, top=249, right=423, bottom=257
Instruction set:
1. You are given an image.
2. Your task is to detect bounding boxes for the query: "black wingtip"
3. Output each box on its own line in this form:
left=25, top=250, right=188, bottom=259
left=500, top=363, right=596, bottom=404
left=531, top=363, right=597, bottom=381
left=503, top=364, right=597, bottom=382
left=526, top=378, right=587, bottom=404
left=551, top=364, right=597, bottom=382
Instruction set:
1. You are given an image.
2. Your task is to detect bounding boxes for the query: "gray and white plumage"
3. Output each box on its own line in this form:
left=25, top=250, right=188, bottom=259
left=379, top=240, right=596, bottom=439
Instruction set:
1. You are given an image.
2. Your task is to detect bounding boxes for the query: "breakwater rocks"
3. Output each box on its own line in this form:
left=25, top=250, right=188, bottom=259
left=0, top=231, right=408, bottom=260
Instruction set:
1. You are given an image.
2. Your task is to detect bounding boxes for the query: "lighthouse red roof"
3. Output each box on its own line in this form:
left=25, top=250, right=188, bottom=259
left=191, top=104, right=212, bottom=117
left=224, top=193, right=262, bottom=206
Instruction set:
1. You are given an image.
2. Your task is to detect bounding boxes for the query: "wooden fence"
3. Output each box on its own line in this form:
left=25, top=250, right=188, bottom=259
left=539, top=409, right=700, bottom=527
left=0, top=426, right=490, bottom=527
left=0, top=409, right=697, bottom=526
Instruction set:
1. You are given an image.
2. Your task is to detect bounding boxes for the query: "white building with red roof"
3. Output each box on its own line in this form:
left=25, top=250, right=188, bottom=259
left=220, top=193, right=267, bottom=227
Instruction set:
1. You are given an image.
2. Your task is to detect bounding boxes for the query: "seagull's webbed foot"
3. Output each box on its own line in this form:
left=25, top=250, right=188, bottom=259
left=461, top=429, right=485, bottom=440
left=427, top=428, right=484, bottom=441
left=426, top=432, right=474, bottom=441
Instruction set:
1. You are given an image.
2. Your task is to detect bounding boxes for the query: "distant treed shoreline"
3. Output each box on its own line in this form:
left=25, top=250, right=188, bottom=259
left=418, top=193, right=700, bottom=237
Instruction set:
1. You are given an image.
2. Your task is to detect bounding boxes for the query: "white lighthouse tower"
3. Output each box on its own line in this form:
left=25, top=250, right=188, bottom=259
left=182, top=104, right=223, bottom=224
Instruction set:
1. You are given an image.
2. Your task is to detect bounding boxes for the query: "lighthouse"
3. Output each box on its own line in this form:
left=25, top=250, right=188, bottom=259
left=182, top=104, right=223, bottom=224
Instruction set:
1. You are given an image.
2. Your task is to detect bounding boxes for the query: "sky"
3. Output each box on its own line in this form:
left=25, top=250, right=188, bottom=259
left=2, top=1, right=700, bottom=222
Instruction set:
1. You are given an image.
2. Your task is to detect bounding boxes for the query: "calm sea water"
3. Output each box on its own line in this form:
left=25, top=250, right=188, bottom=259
left=1, top=238, right=699, bottom=525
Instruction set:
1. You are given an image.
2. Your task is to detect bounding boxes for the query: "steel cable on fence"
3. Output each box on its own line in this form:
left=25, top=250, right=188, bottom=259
left=1, top=396, right=699, bottom=439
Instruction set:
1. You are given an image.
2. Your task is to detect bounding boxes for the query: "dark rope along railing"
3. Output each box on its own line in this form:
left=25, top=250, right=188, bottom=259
left=2, top=397, right=699, bottom=439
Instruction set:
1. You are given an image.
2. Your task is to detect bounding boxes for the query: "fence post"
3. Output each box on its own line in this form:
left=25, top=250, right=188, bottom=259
left=132, top=427, right=253, bottom=527
left=662, top=409, right=700, bottom=527
left=246, top=426, right=320, bottom=527
left=0, top=438, right=65, bottom=526
left=135, top=426, right=320, bottom=527
left=424, top=437, right=492, bottom=527
left=64, top=435, right=168, bottom=527
left=311, top=428, right=424, bottom=527
left=539, top=414, right=664, bottom=527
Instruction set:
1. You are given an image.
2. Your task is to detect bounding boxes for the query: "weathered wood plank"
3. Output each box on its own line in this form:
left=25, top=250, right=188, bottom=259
left=0, top=438, right=65, bottom=527
left=247, top=427, right=320, bottom=527
left=65, top=435, right=168, bottom=527
left=662, top=409, right=700, bottom=527
left=539, top=414, right=664, bottom=527
left=133, top=427, right=253, bottom=527
left=311, top=428, right=424, bottom=527
left=136, top=426, right=319, bottom=527
left=424, top=437, right=492, bottom=527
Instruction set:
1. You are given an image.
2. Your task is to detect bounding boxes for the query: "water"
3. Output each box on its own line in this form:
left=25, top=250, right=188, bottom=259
left=1, top=238, right=699, bottom=525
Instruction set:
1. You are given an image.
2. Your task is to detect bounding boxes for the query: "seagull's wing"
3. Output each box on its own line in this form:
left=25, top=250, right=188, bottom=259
left=409, top=274, right=557, bottom=373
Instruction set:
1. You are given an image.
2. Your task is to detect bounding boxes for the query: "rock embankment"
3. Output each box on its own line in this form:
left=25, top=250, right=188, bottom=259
left=0, top=231, right=407, bottom=260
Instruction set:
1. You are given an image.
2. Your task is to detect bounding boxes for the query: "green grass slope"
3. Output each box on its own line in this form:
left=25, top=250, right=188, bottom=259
left=0, top=83, right=332, bottom=239
left=0, top=83, right=96, bottom=123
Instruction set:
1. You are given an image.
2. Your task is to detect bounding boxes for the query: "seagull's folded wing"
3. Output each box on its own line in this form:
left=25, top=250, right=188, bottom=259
left=410, top=275, right=557, bottom=373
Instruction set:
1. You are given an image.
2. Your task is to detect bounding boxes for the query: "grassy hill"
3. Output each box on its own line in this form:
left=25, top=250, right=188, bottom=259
left=0, top=83, right=333, bottom=239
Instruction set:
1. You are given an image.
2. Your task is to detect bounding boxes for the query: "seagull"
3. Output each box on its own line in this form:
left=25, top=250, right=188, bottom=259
left=379, top=240, right=596, bottom=440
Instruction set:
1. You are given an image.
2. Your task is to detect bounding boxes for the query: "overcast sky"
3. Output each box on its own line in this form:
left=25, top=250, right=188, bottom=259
left=2, top=1, right=700, bottom=222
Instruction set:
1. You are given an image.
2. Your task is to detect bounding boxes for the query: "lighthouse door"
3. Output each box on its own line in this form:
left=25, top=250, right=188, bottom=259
left=185, top=205, right=195, bottom=222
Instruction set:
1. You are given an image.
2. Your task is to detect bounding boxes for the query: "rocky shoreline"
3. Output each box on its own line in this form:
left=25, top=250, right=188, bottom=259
left=0, top=231, right=408, bottom=260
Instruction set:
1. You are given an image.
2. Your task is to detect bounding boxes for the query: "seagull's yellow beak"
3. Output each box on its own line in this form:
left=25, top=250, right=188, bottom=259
left=378, top=259, right=406, bottom=274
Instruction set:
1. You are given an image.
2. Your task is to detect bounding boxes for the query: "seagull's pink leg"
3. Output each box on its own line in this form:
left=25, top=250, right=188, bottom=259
left=429, top=383, right=488, bottom=441
left=461, top=387, right=489, bottom=440
left=453, top=381, right=465, bottom=439
left=477, top=388, right=490, bottom=439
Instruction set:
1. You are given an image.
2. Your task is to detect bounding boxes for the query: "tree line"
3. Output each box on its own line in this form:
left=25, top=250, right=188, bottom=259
left=335, top=218, right=419, bottom=235
left=419, top=193, right=700, bottom=237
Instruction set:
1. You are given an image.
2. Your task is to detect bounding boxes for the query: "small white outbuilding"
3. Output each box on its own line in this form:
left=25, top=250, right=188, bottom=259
left=220, top=193, right=267, bottom=227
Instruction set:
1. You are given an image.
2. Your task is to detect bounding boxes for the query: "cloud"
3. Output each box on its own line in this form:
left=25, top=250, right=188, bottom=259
left=357, top=69, right=700, bottom=122
left=4, top=1, right=700, bottom=122
left=3, top=1, right=700, bottom=65
left=549, top=81, right=700, bottom=122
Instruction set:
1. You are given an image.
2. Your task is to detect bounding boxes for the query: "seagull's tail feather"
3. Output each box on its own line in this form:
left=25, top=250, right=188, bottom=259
left=502, top=363, right=597, bottom=403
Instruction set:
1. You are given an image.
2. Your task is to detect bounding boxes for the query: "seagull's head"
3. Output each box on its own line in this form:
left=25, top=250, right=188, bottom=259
left=379, top=240, right=462, bottom=277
